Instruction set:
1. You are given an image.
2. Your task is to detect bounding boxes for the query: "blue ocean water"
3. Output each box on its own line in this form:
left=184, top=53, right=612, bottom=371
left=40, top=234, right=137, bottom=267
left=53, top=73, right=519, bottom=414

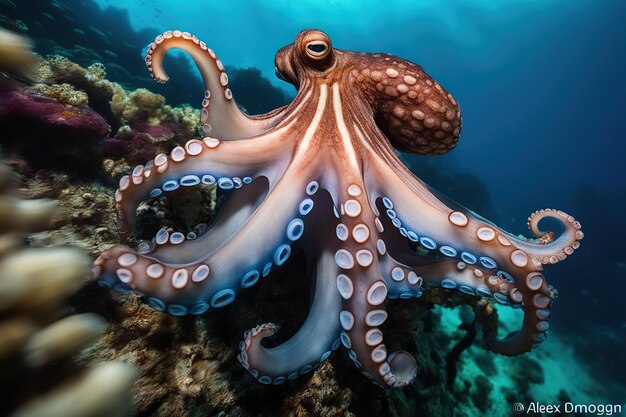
left=81, top=0, right=626, bottom=395
left=94, top=0, right=626, bottom=197
left=2, top=0, right=625, bottom=413
left=93, top=0, right=626, bottom=325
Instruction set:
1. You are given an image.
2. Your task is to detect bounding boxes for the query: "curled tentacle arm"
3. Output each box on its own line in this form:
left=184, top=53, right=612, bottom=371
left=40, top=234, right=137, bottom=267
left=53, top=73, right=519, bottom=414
left=238, top=249, right=342, bottom=383
left=95, top=166, right=320, bottom=311
left=362, top=151, right=557, bottom=355
left=146, top=30, right=288, bottom=139
left=500, top=208, right=584, bottom=265
left=365, top=151, right=582, bottom=270
left=114, top=125, right=295, bottom=233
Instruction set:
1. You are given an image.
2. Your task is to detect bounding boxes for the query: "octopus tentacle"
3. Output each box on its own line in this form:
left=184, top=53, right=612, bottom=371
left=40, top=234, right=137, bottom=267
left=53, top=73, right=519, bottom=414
left=366, top=153, right=583, bottom=272
left=378, top=251, right=424, bottom=299
left=330, top=181, right=417, bottom=388
left=338, top=248, right=417, bottom=388
left=146, top=30, right=287, bottom=139
left=114, top=126, right=294, bottom=233
left=96, top=169, right=320, bottom=312
left=499, top=208, right=583, bottom=265
left=239, top=249, right=341, bottom=384
left=130, top=176, right=270, bottom=265
left=362, top=152, right=562, bottom=355
left=399, top=259, right=516, bottom=303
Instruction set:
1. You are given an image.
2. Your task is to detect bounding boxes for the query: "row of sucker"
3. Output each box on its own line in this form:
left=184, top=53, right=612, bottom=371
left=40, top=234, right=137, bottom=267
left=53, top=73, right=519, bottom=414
left=236, top=180, right=336, bottom=385
left=145, top=30, right=233, bottom=137
left=378, top=197, right=554, bottom=351
left=383, top=197, right=501, bottom=271
left=99, top=180, right=317, bottom=318
left=335, top=183, right=417, bottom=388
left=114, top=137, right=231, bottom=232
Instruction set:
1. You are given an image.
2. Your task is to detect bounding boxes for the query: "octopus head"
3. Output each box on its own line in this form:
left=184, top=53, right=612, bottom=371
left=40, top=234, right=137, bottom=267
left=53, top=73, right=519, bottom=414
left=274, top=29, right=336, bottom=87
left=275, top=28, right=463, bottom=155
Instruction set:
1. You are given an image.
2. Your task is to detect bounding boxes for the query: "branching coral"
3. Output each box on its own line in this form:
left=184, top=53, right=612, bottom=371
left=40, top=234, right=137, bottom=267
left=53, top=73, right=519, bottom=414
left=111, top=87, right=165, bottom=123
left=29, top=83, right=89, bottom=108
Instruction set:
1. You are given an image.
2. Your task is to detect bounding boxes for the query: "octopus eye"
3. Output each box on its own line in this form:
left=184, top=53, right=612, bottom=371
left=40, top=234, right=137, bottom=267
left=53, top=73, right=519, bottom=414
left=305, top=41, right=329, bottom=58
left=307, top=43, right=326, bottom=53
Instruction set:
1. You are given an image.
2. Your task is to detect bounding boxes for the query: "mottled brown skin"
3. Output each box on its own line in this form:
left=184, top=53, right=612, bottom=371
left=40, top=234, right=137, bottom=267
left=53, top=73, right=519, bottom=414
left=95, top=29, right=583, bottom=389
left=274, top=30, right=461, bottom=155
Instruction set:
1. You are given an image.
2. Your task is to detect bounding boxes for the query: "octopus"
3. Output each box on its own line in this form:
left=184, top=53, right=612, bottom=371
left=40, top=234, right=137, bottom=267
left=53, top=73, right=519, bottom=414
left=94, top=29, right=584, bottom=388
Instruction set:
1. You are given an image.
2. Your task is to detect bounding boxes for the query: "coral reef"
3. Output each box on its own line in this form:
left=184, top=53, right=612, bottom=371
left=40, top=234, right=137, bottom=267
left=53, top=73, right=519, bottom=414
left=0, top=88, right=109, bottom=175
left=1, top=0, right=291, bottom=113
left=0, top=160, right=135, bottom=417
left=0, top=0, right=203, bottom=106
left=0, top=88, right=108, bottom=134
left=108, top=87, right=200, bottom=142
left=0, top=52, right=202, bottom=182
left=29, top=82, right=89, bottom=107
left=1, top=8, right=621, bottom=414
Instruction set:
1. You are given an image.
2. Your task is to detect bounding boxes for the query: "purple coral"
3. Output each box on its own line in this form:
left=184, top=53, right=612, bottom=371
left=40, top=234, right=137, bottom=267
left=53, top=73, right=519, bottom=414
left=101, top=131, right=157, bottom=167
left=0, top=90, right=109, bottom=137
left=0, top=90, right=109, bottom=174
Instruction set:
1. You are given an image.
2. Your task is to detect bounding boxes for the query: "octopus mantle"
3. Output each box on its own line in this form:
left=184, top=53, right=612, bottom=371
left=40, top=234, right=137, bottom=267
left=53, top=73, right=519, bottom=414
left=94, top=29, right=583, bottom=388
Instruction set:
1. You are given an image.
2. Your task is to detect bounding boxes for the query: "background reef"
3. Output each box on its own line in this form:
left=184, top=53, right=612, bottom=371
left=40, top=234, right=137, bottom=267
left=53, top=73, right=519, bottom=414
left=0, top=0, right=624, bottom=416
